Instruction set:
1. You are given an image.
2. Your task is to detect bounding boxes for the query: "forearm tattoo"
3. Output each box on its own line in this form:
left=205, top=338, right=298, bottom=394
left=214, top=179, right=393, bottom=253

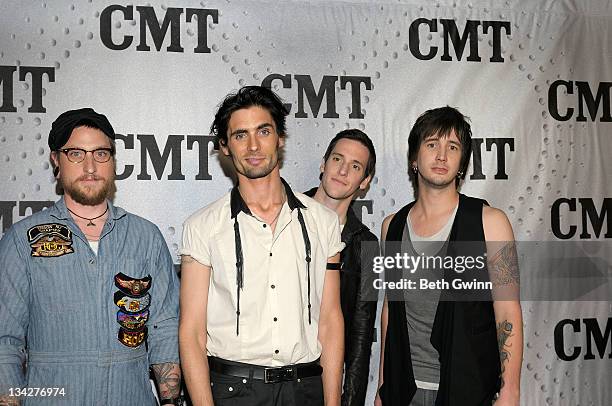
left=0, top=395, right=20, bottom=406
left=488, top=241, right=520, bottom=287
left=152, top=363, right=181, bottom=399
left=496, top=320, right=514, bottom=389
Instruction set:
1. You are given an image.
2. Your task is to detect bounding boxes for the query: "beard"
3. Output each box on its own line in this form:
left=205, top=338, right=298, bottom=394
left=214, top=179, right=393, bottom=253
left=233, top=153, right=280, bottom=180
left=419, top=172, right=455, bottom=189
left=62, top=173, right=115, bottom=205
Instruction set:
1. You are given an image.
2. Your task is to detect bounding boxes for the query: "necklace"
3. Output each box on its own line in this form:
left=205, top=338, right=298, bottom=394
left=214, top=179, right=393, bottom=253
left=262, top=191, right=286, bottom=228
left=67, top=205, right=109, bottom=227
left=268, top=204, right=283, bottom=226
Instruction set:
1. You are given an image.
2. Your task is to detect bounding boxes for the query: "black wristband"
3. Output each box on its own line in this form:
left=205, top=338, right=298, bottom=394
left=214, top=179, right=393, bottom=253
left=326, top=262, right=342, bottom=270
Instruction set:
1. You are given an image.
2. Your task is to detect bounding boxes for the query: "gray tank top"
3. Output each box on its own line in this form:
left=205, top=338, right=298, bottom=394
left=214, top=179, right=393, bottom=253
left=402, top=204, right=458, bottom=388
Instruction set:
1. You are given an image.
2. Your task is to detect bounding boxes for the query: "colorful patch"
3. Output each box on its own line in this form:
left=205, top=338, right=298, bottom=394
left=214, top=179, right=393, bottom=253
left=117, top=309, right=150, bottom=330
left=114, top=273, right=152, bottom=297
left=118, top=326, right=147, bottom=348
left=114, top=291, right=151, bottom=313
left=27, top=223, right=74, bottom=257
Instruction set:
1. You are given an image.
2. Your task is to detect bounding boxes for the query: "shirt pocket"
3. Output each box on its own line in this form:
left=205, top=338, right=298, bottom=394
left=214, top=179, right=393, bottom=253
left=30, top=255, right=90, bottom=313
left=209, top=235, right=239, bottom=291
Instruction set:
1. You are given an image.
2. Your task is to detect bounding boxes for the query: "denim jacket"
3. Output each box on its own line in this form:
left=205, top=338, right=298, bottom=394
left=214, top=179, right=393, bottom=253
left=0, top=198, right=179, bottom=405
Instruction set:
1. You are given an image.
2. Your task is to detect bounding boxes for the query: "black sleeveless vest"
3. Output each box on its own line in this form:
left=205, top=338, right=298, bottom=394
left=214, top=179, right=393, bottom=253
left=379, top=194, right=501, bottom=406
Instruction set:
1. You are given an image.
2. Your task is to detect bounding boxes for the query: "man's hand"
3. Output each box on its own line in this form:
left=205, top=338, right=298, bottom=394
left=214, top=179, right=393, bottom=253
left=179, top=255, right=214, bottom=406
left=493, top=390, right=520, bottom=405
left=483, top=207, right=523, bottom=406
left=319, top=253, right=344, bottom=405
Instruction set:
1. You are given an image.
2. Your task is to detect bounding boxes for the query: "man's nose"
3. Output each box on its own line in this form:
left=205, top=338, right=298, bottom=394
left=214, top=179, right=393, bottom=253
left=82, top=152, right=97, bottom=173
left=339, top=162, right=349, bottom=175
left=247, top=133, right=260, bottom=151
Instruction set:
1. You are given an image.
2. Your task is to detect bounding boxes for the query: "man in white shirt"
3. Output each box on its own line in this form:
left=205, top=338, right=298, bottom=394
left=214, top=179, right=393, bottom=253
left=179, top=86, right=345, bottom=406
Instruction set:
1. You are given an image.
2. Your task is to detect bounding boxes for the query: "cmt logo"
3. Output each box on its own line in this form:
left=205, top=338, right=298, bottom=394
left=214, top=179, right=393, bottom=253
left=0, top=65, right=55, bottom=113
left=408, top=18, right=510, bottom=62
left=551, top=198, right=611, bottom=239
left=262, top=74, right=371, bottom=119
left=554, top=318, right=612, bottom=361
left=548, top=80, right=612, bottom=122
left=100, top=5, right=219, bottom=53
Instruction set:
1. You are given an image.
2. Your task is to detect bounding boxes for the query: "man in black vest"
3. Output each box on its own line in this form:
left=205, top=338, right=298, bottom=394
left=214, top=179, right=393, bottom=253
left=375, top=107, right=522, bottom=406
left=305, top=129, right=379, bottom=406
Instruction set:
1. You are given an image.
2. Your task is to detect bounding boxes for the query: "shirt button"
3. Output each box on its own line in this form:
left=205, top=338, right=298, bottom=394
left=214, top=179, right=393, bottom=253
left=271, top=284, right=275, bottom=289
left=269, top=252, right=272, bottom=257
left=263, top=224, right=267, bottom=228
left=273, top=317, right=278, bottom=322
left=274, top=350, right=279, bottom=354
left=89, top=258, right=95, bottom=264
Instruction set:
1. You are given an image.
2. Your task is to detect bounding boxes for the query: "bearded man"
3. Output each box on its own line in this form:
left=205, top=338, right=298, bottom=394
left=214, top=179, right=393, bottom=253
left=0, top=108, right=182, bottom=405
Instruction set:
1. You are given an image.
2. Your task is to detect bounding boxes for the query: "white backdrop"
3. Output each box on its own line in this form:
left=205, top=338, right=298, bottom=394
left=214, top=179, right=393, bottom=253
left=1, top=1, right=611, bottom=404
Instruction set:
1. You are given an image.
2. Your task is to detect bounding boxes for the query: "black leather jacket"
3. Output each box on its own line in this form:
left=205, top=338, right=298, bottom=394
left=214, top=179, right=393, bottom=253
left=305, top=188, right=379, bottom=406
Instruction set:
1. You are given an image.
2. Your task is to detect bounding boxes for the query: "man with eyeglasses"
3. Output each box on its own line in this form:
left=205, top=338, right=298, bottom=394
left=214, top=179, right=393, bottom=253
left=0, top=108, right=182, bottom=405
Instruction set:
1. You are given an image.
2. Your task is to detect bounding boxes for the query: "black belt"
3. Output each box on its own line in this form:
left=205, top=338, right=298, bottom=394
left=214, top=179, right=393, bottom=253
left=208, top=356, right=322, bottom=384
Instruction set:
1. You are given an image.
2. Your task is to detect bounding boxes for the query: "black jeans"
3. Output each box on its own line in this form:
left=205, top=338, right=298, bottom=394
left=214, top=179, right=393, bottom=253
left=209, top=369, right=324, bottom=406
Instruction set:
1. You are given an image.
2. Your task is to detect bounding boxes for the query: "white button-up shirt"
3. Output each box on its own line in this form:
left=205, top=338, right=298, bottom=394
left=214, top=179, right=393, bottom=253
left=180, top=180, right=344, bottom=366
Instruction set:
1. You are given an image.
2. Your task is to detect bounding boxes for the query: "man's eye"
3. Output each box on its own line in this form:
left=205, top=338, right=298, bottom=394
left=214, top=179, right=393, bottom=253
left=332, top=156, right=341, bottom=162
left=352, top=165, right=362, bottom=171
left=234, top=133, right=246, bottom=140
left=259, top=128, right=270, bottom=136
left=68, top=150, right=83, bottom=158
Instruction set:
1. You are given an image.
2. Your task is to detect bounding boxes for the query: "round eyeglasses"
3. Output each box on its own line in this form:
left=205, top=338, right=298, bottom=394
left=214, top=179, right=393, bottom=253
left=57, top=148, right=114, bottom=163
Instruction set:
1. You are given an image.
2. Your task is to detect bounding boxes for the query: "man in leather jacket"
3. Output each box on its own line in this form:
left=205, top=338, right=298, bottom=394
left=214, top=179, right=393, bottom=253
left=305, top=129, right=379, bottom=406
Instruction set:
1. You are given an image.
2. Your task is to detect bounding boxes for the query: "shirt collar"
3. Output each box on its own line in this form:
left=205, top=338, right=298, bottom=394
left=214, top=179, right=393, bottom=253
left=230, top=177, right=306, bottom=219
left=49, top=196, right=127, bottom=221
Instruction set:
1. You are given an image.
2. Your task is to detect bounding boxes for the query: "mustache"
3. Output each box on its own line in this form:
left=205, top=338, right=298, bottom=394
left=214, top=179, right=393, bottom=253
left=76, top=174, right=105, bottom=181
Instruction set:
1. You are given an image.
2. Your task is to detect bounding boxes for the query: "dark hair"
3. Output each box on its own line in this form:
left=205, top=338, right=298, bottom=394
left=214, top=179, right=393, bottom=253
left=322, top=129, right=376, bottom=179
left=210, top=86, right=289, bottom=147
left=407, top=106, right=473, bottom=189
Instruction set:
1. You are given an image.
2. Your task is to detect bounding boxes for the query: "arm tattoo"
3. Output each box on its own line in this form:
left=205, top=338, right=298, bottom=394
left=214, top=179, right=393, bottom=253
left=0, top=395, right=21, bottom=406
left=152, top=362, right=181, bottom=399
left=488, top=241, right=520, bottom=287
left=496, top=320, right=514, bottom=389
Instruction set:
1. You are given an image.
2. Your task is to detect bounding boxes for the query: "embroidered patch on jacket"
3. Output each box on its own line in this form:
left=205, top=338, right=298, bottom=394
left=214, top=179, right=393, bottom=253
left=114, top=273, right=152, bottom=297
left=114, top=291, right=151, bottom=313
left=27, top=223, right=74, bottom=257
left=118, top=326, right=147, bottom=348
left=117, top=309, right=150, bottom=330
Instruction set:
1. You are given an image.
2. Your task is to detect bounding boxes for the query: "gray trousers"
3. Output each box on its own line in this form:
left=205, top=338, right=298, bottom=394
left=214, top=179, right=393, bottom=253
left=409, top=388, right=438, bottom=406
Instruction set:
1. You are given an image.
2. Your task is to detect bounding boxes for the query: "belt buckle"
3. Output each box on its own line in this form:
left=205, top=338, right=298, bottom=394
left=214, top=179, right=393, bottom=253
left=264, top=367, right=279, bottom=384
left=282, top=366, right=297, bottom=381
left=264, top=366, right=297, bottom=383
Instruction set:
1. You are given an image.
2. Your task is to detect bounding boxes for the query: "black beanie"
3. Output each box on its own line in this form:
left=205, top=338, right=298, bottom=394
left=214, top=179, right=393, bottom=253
left=48, top=108, right=115, bottom=150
